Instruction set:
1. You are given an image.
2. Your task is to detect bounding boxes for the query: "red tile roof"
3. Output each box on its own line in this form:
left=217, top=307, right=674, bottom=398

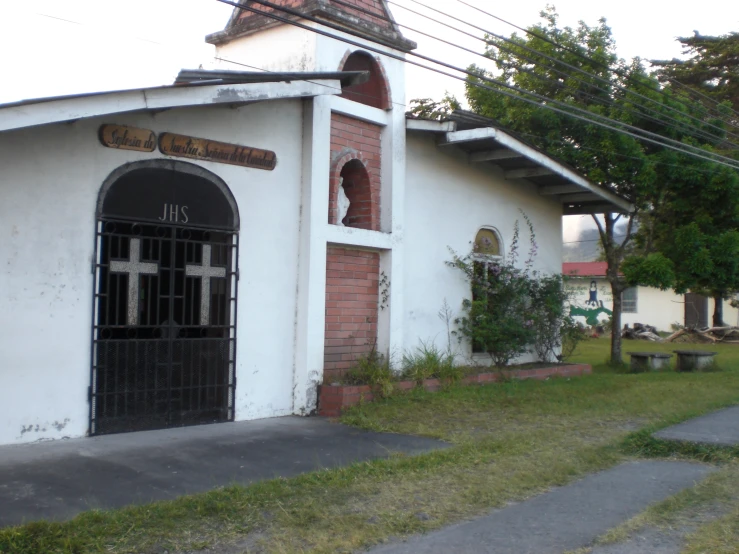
left=562, top=262, right=609, bottom=277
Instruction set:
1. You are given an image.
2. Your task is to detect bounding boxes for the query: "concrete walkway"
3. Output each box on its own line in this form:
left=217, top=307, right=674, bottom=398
left=369, top=461, right=714, bottom=554
left=0, top=417, right=448, bottom=528
left=654, top=405, right=739, bottom=446
left=369, top=406, right=739, bottom=554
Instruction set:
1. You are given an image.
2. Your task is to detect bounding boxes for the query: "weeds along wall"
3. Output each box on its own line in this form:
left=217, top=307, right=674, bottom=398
left=402, top=132, right=564, bottom=365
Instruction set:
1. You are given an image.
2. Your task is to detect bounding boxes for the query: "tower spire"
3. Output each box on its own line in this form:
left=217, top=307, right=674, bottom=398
left=206, top=0, right=416, bottom=52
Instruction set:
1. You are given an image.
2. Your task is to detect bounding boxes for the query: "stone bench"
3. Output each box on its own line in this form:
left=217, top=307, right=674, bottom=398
left=673, top=350, right=718, bottom=372
left=626, top=352, right=673, bottom=373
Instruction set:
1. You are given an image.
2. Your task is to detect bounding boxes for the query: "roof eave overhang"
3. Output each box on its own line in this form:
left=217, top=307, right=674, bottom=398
left=409, top=123, right=634, bottom=215
left=0, top=79, right=343, bottom=133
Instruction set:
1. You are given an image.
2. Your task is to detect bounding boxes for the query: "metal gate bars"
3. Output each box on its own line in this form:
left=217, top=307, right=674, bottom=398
left=90, top=219, right=238, bottom=435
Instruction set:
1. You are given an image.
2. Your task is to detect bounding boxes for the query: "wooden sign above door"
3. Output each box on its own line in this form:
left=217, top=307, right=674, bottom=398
left=99, top=125, right=277, bottom=171
left=159, top=133, right=277, bottom=171
left=99, top=124, right=157, bottom=152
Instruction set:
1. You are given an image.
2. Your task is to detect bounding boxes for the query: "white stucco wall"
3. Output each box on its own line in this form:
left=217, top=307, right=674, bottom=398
left=0, top=99, right=306, bottom=445
left=215, top=24, right=318, bottom=73
left=402, top=132, right=564, bottom=365
left=566, top=278, right=739, bottom=332
left=622, top=287, right=684, bottom=331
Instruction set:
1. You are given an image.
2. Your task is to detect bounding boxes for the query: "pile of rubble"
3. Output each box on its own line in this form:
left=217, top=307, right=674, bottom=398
left=664, top=326, right=739, bottom=344
left=621, top=323, right=739, bottom=343
left=621, top=323, right=661, bottom=341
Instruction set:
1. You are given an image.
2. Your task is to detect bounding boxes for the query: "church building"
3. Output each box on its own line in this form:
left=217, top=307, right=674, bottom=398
left=0, top=0, right=631, bottom=445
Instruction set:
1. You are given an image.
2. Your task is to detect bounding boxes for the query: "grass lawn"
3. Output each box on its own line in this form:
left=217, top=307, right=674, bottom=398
left=575, top=336, right=739, bottom=373
left=3, top=338, right=739, bottom=553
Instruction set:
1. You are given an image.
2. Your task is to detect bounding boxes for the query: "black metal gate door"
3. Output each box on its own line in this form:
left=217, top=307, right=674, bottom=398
left=90, top=219, right=238, bottom=435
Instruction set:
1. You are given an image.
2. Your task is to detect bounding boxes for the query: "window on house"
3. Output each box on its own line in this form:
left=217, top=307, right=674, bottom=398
left=622, top=287, right=638, bottom=313
left=474, top=228, right=501, bottom=257
left=471, top=228, right=503, bottom=353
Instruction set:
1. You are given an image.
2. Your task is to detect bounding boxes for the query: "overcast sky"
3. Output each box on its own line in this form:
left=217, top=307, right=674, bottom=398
left=2, top=0, right=737, bottom=240
left=3, top=0, right=736, bottom=107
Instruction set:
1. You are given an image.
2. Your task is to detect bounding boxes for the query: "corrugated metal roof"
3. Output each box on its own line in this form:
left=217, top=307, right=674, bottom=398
left=408, top=110, right=634, bottom=215
left=563, top=262, right=609, bottom=277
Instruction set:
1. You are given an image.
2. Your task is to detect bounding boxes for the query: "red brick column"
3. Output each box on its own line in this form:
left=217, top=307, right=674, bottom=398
left=324, top=247, right=381, bottom=382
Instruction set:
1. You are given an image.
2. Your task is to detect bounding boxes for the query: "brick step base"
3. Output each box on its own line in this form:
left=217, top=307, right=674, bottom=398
left=318, top=364, right=592, bottom=417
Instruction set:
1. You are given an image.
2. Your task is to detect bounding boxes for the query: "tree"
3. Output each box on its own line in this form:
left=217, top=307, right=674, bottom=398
left=465, top=8, right=649, bottom=363
left=463, top=7, right=735, bottom=361
left=624, top=151, right=739, bottom=326
left=652, top=32, right=739, bottom=111
left=407, top=94, right=460, bottom=120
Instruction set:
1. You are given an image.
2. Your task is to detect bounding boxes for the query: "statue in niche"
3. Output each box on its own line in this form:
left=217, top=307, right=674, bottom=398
left=337, top=176, right=351, bottom=226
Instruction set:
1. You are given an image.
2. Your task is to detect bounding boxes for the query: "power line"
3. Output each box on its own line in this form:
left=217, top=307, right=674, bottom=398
left=452, top=0, right=739, bottom=122
left=668, top=78, right=739, bottom=118
left=24, top=8, right=398, bottom=109
left=390, top=7, right=734, bottom=148
left=215, top=57, right=409, bottom=109
left=564, top=238, right=606, bottom=244
left=32, top=10, right=166, bottom=46
left=214, top=54, right=738, bottom=176
left=195, top=55, right=739, bottom=178
left=216, top=0, right=739, bottom=171
left=395, top=0, right=739, bottom=139
left=323, top=0, right=739, bottom=145
left=509, top=130, right=733, bottom=177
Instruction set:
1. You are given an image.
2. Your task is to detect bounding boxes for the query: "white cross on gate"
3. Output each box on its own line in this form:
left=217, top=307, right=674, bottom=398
left=109, top=238, right=159, bottom=326
left=186, top=244, right=227, bottom=326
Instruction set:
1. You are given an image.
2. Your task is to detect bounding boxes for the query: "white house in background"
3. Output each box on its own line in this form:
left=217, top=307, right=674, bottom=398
left=0, top=0, right=631, bottom=446
left=563, top=262, right=739, bottom=331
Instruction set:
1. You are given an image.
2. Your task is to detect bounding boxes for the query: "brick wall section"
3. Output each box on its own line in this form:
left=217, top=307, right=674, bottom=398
left=237, top=0, right=303, bottom=21
left=329, top=113, right=382, bottom=230
left=318, top=365, right=593, bottom=416
left=236, top=0, right=393, bottom=30
left=324, top=247, right=381, bottom=382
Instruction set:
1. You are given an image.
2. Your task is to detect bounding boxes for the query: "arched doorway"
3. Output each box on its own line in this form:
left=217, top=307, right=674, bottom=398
left=90, top=160, right=239, bottom=435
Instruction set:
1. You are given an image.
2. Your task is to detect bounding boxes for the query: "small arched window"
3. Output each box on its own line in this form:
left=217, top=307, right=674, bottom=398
left=339, top=159, right=373, bottom=230
left=471, top=227, right=504, bottom=355
left=474, top=228, right=502, bottom=258
left=340, top=51, right=390, bottom=110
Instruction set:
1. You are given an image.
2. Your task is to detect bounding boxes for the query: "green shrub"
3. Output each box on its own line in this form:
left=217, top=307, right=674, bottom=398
left=449, top=214, right=585, bottom=366
left=560, top=318, right=588, bottom=362
left=448, top=218, right=536, bottom=367
left=529, top=274, right=570, bottom=363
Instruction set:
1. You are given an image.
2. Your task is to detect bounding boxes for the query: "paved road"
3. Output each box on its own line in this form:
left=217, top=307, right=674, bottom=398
left=0, top=417, right=448, bottom=527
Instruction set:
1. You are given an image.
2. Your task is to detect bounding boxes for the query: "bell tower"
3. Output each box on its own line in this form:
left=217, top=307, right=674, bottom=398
left=206, top=0, right=415, bottom=76
left=207, top=0, right=415, bottom=56
left=206, top=0, right=413, bottom=415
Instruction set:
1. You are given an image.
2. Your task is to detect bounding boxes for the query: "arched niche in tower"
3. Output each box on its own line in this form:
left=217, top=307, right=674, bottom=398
left=339, top=50, right=391, bottom=110
left=338, top=159, right=374, bottom=230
